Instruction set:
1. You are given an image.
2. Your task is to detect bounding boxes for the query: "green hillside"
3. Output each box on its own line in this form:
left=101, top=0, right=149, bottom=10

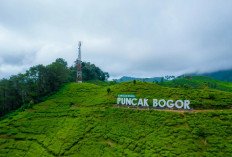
left=1, top=82, right=232, bottom=156
left=190, top=69, right=232, bottom=82
left=163, top=76, right=232, bottom=92
left=117, top=76, right=164, bottom=83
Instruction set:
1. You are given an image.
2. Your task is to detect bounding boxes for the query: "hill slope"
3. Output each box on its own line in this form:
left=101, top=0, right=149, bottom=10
left=1, top=82, right=232, bottom=156
left=117, top=76, right=164, bottom=83
left=163, top=76, right=232, bottom=92
left=189, top=69, right=232, bottom=82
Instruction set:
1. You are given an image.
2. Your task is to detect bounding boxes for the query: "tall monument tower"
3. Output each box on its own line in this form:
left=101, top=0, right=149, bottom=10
left=76, top=41, right=82, bottom=83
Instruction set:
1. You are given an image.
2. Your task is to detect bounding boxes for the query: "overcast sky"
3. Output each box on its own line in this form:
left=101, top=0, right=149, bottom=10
left=0, top=0, right=232, bottom=79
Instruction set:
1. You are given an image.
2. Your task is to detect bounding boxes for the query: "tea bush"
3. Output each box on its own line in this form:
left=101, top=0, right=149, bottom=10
left=1, top=82, right=232, bottom=156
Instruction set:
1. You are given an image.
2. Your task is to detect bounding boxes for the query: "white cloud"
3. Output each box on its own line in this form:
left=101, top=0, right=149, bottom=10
left=0, top=0, right=232, bottom=79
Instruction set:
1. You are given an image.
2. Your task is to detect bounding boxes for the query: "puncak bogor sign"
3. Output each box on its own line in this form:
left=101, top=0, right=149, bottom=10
left=117, top=94, right=191, bottom=110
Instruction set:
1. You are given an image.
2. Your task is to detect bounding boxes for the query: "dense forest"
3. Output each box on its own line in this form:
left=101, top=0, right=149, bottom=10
left=0, top=58, right=109, bottom=117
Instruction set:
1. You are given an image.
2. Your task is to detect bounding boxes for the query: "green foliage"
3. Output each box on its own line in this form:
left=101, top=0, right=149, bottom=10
left=85, top=79, right=117, bottom=87
left=160, top=77, right=164, bottom=85
left=70, top=61, right=109, bottom=81
left=32, top=81, right=232, bottom=110
left=1, top=105, right=232, bottom=156
left=107, top=88, right=111, bottom=94
left=0, top=59, right=109, bottom=117
left=133, top=80, right=136, bottom=85
left=183, top=84, right=189, bottom=89
left=163, top=76, right=232, bottom=92
left=117, top=76, right=165, bottom=83
left=0, top=81, right=232, bottom=156
left=196, top=69, right=232, bottom=82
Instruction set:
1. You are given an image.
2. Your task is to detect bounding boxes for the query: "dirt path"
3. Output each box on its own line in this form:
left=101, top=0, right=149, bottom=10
left=115, top=106, right=231, bottom=113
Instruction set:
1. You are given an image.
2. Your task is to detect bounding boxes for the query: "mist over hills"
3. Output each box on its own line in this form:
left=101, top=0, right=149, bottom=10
left=116, top=76, right=165, bottom=83
left=190, top=69, right=232, bottom=83
left=163, top=75, right=232, bottom=92
left=117, top=69, right=232, bottom=83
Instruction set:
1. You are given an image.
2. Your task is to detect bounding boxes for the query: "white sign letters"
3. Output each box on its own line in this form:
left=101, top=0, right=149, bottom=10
left=117, top=96, right=191, bottom=110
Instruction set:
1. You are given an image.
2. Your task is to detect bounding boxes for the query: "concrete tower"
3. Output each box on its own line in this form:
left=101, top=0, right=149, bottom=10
left=76, top=41, right=82, bottom=83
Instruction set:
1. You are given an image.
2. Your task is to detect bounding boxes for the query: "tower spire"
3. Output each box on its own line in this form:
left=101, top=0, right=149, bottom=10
left=76, top=41, right=82, bottom=83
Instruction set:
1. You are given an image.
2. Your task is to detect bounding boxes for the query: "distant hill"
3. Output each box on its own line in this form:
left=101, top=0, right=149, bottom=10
left=117, top=69, right=232, bottom=84
left=117, top=76, right=165, bottom=83
left=163, top=76, right=232, bottom=92
left=1, top=82, right=232, bottom=156
left=189, top=69, right=232, bottom=82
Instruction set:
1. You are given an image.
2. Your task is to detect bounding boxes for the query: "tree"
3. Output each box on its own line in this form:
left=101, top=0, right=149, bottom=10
left=160, top=77, right=164, bottom=85
left=55, top=58, right=68, bottom=67
left=165, top=75, right=176, bottom=81
left=133, top=80, right=136, bottom=85
left=204, top=82, right=208, bottom=90
left=107, top=88, right=111, bottom=94
left=73, top=61, right=109, bottom=81
left=0, top=58, right=110, bottom=117
left=104, top=72, right=110, bottom=81
left=47, top=61, right=69, bottom=91
left=183, top=84, right=189, bottom=89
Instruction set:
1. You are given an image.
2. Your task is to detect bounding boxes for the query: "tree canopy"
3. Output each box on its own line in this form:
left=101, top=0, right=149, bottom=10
left=0, top=58, right=109, bottom=117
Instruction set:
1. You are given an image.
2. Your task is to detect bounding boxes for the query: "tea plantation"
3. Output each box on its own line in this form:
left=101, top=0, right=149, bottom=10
left=1, top=82, right=232, bottom=156
left=163, top=76, right=232, bottom=92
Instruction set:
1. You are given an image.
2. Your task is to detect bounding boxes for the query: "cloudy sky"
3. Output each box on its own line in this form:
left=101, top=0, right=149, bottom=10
left=0, top=0, right=232, bottom=79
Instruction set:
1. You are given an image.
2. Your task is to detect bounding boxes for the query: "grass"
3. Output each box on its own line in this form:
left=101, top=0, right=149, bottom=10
left=1, top=81, right=232, bottom=156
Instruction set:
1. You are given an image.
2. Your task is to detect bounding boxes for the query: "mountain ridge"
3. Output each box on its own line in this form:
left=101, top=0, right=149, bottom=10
left=116, top=76, right=165, bottom=83
left=186, top=68, right=232, bottom=82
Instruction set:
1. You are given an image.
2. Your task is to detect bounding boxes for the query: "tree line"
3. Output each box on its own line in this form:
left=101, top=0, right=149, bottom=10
left=0, top=58, right=109, bottom=117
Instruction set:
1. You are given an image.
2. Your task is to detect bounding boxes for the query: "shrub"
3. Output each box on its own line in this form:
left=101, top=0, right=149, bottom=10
left=107, top=88, right=111, bottom=94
